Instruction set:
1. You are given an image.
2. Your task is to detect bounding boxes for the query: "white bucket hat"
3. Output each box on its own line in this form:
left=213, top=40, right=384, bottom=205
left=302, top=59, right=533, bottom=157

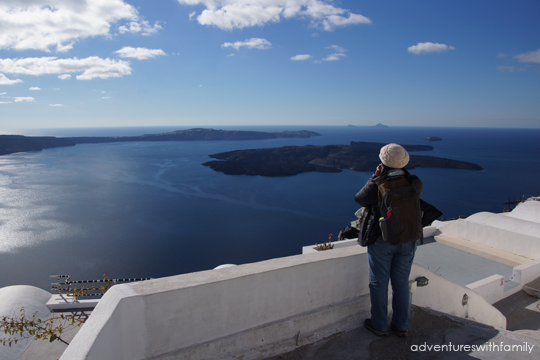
left=379, top=143, right=409, bottom=169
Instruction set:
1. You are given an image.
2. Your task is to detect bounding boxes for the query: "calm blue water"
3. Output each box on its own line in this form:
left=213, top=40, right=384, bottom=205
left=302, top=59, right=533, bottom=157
left=0, top=126, right=539, bottom=290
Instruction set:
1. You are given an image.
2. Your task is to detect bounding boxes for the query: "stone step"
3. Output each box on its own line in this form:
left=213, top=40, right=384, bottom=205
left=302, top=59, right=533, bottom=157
left=434, top=233, right=532, bottom=267
left=524, top=276, right=540, bottom=298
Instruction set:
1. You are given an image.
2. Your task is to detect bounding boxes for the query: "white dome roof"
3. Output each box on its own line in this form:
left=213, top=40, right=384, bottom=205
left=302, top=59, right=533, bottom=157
left=0, top=286, right=51, bottom=360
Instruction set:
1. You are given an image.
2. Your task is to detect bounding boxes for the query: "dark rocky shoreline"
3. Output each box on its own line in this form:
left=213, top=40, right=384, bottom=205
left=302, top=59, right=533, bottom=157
left=203, top=142, right=483, bottom=177
left=0, top=135, right=76, bottom=156
left=0, top=128, right=321, bottom=156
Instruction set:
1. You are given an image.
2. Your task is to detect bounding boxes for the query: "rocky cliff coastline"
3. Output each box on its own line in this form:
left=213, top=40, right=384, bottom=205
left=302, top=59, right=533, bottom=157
left=203, top=141, right=483, bottom=177
left=0, top=128, right=321, bottom=156
left=0, top=135, right=75, bottom=156
left=67, top=128, right=321, bottom=143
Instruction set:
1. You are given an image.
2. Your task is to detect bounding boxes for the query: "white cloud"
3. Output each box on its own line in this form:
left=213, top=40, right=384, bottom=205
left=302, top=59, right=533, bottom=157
left=0, top=73, right=23, bottom=85
left=0, top=0, right=141, bottom=52
left=0, top=57, right=132, bottom=80
left=29, top=87, right=41, bottom=90
left=101, top=91, right=107, bottom=93
left=0, top=101, right=12, bottom=104
left=320, top=45, right=347, bottom=62
left=115, top=47, right=167, bottom=60
left=14, top=97, right=35, bottom=102
left=291, top=54, right=312, bottom=61
left=118, top=20, right=162, bottom=36
left=226, top=53, right=235, bottom=57
left=178, top=0, right=371, bottom=31
left=49, top=103, right=63, bottom=106
left=56, top=42, right=74, bottom=53
left=497, top=65, right=525, bottom=73
left=222, top=38, right=271, bottom=50
left=326, top=45, right=346, bottom=53
left=323, top=53, right=346, bottom=61
left=101, top=96, right=111, bottom=99
left=514, top=49, right=540, bottom=64
left=0, top=92, right=6, bottom=95
left=58, top=74, right=71, bottom=80
left=408, top=42, right=455, bottom=55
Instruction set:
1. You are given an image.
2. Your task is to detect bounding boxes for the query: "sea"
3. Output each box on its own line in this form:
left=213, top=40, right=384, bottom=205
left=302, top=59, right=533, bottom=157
left=0, top=125, right=539, bottom=291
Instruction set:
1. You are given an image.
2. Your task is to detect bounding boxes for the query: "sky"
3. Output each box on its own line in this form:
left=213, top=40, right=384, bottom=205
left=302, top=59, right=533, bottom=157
left=0, top=0, right=539, bottom=129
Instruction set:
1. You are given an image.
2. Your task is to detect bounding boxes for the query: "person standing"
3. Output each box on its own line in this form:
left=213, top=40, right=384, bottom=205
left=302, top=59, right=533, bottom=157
left=355, top=143, right=423, bottom=337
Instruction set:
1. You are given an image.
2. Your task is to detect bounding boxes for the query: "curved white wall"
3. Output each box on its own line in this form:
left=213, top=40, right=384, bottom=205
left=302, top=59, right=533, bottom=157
left=503, top=200, right=540, bottom=224
left=410, top=265, right=506, bottom=329
left=0, top=286, right=52, bottom=360
left=441, top=212, right=540, bottom=259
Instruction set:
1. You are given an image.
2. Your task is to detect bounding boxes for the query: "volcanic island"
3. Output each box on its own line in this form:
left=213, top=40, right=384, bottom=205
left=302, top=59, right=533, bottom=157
left=203, top=141, right=483, bottom=177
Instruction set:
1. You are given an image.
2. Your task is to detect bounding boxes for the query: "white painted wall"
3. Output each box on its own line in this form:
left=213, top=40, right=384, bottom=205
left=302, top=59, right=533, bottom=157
left=61, top=244, right=508, bottom=360
left=511, top=258, right=540, bottom=288
left=422, top=225, right=439, bottom=238
left=502, top=200, right=540, bottom=224
left=410, top=265, right=506, bottom=329
left=466, top=259, right=540, bottom=305
left=440, top=212, right=540, bottom=259
left=0, top=286, right=52, bottom=360
left=61, top=246, right=372, bottom=360
left=466, top=275, right=505, bottom=305
left=431, top=219, right=455, bottom=230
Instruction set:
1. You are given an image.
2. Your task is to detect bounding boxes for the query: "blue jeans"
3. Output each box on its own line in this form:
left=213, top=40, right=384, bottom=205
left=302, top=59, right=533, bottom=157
left=367, top=238, right=417, bottom=332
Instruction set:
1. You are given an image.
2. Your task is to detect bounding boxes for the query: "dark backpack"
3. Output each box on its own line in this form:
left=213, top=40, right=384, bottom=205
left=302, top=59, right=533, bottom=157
left=356, top=206, right=379, bottom=247
left=376, top=175, right=423, bottom=245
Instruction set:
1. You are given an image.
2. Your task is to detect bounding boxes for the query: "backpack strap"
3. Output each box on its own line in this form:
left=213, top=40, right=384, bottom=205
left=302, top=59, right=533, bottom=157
left=380, top=186, right=418, bottom=205
left=381, top=186, right=418, bottom=198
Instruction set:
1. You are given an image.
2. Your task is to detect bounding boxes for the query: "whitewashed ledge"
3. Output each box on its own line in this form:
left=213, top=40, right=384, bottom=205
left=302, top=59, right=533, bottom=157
left=61, top=246, right=371, bottom=360
left=60, top=242, right=505, bottom=360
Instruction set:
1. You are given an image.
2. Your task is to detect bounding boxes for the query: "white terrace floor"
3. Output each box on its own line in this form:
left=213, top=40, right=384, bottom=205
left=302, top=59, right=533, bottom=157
left=415, top=237, right=518, bottom=291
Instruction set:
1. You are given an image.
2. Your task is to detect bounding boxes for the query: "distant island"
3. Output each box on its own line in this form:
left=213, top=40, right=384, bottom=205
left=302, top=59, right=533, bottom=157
left=203, top=141, right=483, bottom=177
left=426, top=136, right=442, bottom=141
left=67, top=128, right=321, bottom=143
left=346, top=123, right=389, bottom=128
left=0, top=128, right=321, bottom=156
left=350, top=141, right=434, bottom=152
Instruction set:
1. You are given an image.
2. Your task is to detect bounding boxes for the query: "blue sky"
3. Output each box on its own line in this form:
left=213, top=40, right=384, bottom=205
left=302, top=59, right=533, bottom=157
left=0, top=0, right=539, bottom=129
